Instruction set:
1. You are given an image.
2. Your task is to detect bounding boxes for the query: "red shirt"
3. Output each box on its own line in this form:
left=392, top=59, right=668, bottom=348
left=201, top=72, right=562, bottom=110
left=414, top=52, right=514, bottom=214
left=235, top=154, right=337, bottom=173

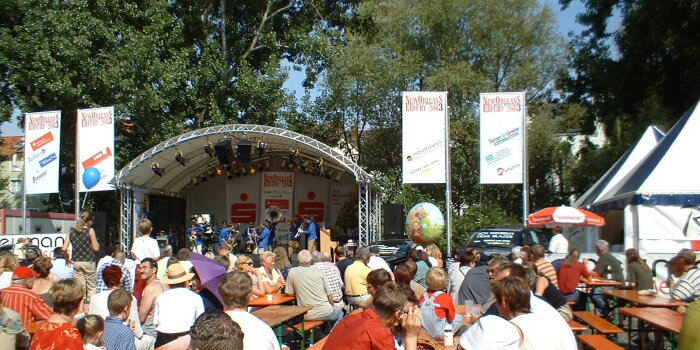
left=1, top=283, right=53, bottom=325
left=419, top=290, right=456, bottom=322
left=322, top=309, right=395, bottom=350
left=557, top=262, right=591, bottom=294
left=30, top=321, right=83, bottom=350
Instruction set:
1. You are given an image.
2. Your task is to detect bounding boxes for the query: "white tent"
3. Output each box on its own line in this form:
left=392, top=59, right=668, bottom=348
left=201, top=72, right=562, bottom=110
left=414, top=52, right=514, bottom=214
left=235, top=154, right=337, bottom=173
left=575, top=100, right=700, bottom=260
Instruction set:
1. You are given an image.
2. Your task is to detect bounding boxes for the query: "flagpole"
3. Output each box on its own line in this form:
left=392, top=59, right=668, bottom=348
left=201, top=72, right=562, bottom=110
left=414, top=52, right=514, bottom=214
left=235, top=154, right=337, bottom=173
left=445, top=97, right=452, bottom=257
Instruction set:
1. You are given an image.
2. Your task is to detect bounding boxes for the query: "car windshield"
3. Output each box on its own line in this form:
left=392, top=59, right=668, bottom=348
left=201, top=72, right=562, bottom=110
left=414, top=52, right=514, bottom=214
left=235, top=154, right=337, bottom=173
left=371, top=240, right=410, bottom=258
left=469, top=231, right=515, bottom=248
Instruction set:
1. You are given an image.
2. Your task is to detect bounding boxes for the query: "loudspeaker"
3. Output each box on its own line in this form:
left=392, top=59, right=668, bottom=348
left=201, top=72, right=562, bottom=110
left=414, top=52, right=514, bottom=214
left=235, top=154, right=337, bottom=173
left=214, top=140, right=235, bottom=164
left=236, top=141, right=252, bottom=164
left=383, top=204, right=404, bottom=239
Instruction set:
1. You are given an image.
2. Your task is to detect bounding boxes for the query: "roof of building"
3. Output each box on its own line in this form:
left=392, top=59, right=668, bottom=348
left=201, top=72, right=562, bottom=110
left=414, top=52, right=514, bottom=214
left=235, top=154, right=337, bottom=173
left=0, top=136, right=24, bottom=158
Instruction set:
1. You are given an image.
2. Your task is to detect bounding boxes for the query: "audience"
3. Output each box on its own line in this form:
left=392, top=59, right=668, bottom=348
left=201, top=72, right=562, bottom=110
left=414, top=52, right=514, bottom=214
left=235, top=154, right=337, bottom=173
left=191, top=269, right=223, bottom=312
left=313, top=251, right=344, bottom=309
left=95, top=250, right=133, bottom=294
left=156, top=245, right=174, bottom=280
left=0, top=253, right=19, bottom=289
left=62, top=210, right=100, bottom=301
left=189, top=309, right=244, bottom=350
left=419, top=267, right=462, bottom=338
left=233, top=255, right=265, bottom=296
left=394, top=262, right=426, bottom=300
left=138, top=257, right=167, bottom=339
left=460, top=255, right=507, bottom=307
left=219, top=244, right=237, bottom=272
left=1, top=266, right=52, bottom=326
left=523, top=263, right=572, bottom=321
left=334, top=246, right=353, bottom=284
left=285, top=250, right=344, bottom=329
left=273, top=246, right=292, bottom=280
left=49, top=247, right=73, bottom=280
left=409, top=248, right=430, bottom=288
left=29, top=278, right=84, bottom=350
left=77, top=314, right=105, bottom=350
left=625, top=248, right=653, bottom=291
left=530, top=245, right=559, bottom=289
left=220, top=272, right=279, bottom=350
left=669, top=250, right=700, bottom=302
left=103, top=289, right=136, bottom=350
left=425, top=244, right=443, bottom=268
left=130, top=219, right=160, bottom=263
left=259, top=251, right=286, bottom=294
left=448, top=248, right=478, bottom=302
left=322, top=282, right=421, bottom=350
left=153, top=263, right=204, bottom=348
left=591, top=240, right=624, bottom=318
left=30, top=257, right=57, bottom=307
left=344, top=247, right=372, bottom=308
left=360, top=268, right=393, bottom=309
left=0, top=292, right=30, bottom=349
left=557, top=249, right=591, bottom=306
left=367, top=246, right=393, bottom=276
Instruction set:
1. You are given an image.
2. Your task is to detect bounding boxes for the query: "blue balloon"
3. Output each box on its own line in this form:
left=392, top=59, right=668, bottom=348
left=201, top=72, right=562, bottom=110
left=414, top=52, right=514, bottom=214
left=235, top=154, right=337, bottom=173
left=82, top=167, right=101, bottom=189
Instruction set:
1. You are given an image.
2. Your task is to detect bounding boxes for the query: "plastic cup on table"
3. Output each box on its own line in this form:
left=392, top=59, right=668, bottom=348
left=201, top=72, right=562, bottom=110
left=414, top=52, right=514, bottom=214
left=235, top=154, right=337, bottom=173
left=266, top=294, right=273, bottom=302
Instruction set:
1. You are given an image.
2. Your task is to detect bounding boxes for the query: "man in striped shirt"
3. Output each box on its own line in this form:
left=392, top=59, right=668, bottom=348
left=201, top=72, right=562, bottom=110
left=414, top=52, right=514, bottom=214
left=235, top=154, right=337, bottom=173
left=0, top=266, right=52, bottom=325
left=531, top=245, right=559, bottom=289
left=313, top=251, right=344, bottom=308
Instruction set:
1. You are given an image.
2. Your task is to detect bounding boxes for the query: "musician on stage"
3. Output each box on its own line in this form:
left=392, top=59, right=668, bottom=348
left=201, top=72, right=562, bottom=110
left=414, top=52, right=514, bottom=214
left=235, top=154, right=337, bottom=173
left=255, top=221, right=272, bottom=254
left=215, top=221, right=231, bottom=253
left=299, top=215, right=320, bottom=252
left=187, top=218, right=204, bottom=254
left=288, top=215, right=303, bottom=258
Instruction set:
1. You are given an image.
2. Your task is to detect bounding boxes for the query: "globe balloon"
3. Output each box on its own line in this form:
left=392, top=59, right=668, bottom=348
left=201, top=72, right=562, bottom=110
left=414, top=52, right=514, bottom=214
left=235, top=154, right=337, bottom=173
left=405, top=202, right=445, bottom=246
left=82, top=167, right=101, bottom=189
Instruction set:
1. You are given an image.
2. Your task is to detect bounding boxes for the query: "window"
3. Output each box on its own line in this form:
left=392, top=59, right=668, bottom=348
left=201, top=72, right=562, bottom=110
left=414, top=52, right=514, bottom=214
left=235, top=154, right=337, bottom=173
left=9, top=179, right=21, bottom=195
left=11, top=153, right=23, bottom=171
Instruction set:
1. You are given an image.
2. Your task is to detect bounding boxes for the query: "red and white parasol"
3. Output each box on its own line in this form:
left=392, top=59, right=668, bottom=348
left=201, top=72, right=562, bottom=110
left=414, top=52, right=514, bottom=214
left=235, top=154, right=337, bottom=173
left=526, top=206, right=605, bottom=228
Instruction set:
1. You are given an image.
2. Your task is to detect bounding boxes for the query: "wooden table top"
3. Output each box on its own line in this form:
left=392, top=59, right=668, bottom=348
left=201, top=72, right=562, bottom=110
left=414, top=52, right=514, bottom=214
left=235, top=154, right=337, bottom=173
left=619, top=307, right=684, bottom=334
left=583, top=278, right=623, bottom=287
left=155, top=335, right=190, bottom=350
left=248, top=292, right=296, bottom=306
left=603, top=289, right=688, bottom=307
left=252, top=304, right=313, bottom=327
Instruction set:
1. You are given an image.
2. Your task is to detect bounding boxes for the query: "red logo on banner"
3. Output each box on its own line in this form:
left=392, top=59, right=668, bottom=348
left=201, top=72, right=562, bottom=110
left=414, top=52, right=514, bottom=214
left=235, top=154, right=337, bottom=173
left=231, top=192, right=256, bottom=224
left=265, top=199, right=289, bottom=209
left=298, top=192, right=324, bottom=222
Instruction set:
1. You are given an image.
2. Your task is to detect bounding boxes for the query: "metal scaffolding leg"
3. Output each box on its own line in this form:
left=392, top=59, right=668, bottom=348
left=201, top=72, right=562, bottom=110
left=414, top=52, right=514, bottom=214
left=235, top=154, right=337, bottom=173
left=371, top=189, right=382, bottom=242
left=120, top=187, right=133, bottom=254
left=358, top=183, right=370, bottom=247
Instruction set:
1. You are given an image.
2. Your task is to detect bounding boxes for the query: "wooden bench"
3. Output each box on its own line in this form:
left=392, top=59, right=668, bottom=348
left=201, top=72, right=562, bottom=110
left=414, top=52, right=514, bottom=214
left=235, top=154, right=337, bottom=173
left=307, top=336, right=327, bottom=350
left=568, top=320, right=589, bottom=333
left=573, top=311, right=623, bottom=335
left=577, top=334, right=624, bottom=350
left=287, top=320, right=325, bottom=348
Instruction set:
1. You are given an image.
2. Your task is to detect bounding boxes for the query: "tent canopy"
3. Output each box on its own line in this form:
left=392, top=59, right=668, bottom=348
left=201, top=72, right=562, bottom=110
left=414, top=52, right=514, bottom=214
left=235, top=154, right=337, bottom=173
left=115, top=124, right=373, bottom=195
left=582, top=100, right=700, bottom=212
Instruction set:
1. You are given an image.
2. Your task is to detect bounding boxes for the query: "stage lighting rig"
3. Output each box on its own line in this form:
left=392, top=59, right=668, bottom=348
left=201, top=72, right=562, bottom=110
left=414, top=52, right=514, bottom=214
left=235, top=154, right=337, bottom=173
left=209, top=170, right=215, bottom=179
left=288, top=148, right=301, bottom=166
left=175, top=149, right=186, bottom=166
left=312, top=158, right=324, bottom=176
left=151, top=161, right=164, bottom=177
left=256, top=140, right=267, bottom=156
left=216, top=168, right=224, bottom=176
left=204, top=141, right=215, bottom=158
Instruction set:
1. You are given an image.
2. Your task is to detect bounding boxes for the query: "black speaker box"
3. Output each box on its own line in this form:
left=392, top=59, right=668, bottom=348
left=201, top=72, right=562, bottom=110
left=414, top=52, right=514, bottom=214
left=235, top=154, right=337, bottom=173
left=236, top=141, right=252, bottom=164
left=383, top=204, right=404, bottom=239
left=214, top=140, right=235, bottom=164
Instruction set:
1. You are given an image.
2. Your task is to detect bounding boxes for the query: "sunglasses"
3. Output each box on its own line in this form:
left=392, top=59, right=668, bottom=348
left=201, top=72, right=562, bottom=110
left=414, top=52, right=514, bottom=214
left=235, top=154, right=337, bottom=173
left=244, top=262, right=254, bottom=266
left=487, top=269, right=498, bottom=274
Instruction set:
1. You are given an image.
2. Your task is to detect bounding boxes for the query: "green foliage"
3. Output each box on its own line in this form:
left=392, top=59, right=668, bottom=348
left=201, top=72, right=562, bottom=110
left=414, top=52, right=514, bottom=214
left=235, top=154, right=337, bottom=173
left=451, top=204, right=519, bottom=248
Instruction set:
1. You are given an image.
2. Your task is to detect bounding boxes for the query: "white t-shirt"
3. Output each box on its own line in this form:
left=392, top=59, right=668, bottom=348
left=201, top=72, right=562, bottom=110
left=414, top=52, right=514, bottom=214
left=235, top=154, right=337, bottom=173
left=154, top=287, right=204, bottom=333
left=258, top=267, right=282, bottom=286
left=0, top=271, right=13, bottom=289
left=88, top=290, right=144, bottom=338
left=428, top=256, right=439, bottom=267
left=225, top=310, right=280, bottom=350
left=548, top=234, right=569, bottom=254
left=131, top=236, right=160, bottom=262
left=367, top=256, right=392, bottom=274
left=520, top=293, right=577, bottom=350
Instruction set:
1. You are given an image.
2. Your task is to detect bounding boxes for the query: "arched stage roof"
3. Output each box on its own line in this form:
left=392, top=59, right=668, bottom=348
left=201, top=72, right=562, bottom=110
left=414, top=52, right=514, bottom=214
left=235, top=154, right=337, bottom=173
left=115, top=124, right=374, bottom=194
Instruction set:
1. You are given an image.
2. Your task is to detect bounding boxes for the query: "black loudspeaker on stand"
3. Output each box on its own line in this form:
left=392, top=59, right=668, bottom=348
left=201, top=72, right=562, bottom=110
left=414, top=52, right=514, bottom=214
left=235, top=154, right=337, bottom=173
left=383, top=204, right=404, bottom=240
left=214, top=140, right=235, bottom=164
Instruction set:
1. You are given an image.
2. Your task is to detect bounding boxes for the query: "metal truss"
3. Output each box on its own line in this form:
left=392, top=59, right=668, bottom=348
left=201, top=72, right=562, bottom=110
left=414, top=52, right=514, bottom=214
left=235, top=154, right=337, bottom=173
left=115, top=124, right=372, bottom=188
left=119, top=187, right=133, bottom=254
left=371, top=189, right=382, bottom=242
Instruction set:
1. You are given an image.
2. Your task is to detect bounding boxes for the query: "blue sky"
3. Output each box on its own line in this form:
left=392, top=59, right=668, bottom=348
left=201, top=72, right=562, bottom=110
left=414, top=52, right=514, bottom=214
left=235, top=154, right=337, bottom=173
left=1, top=0, right=602, bottom=137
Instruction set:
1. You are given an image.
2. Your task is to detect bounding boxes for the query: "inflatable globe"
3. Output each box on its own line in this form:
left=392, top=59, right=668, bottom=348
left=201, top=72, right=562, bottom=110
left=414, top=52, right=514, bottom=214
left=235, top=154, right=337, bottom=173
left=405, top=202, right=445, bottom=246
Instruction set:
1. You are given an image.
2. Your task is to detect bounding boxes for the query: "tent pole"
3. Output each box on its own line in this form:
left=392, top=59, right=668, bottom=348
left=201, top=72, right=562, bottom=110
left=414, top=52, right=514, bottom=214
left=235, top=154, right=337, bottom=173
left=522, top=99, right=529, bottom=226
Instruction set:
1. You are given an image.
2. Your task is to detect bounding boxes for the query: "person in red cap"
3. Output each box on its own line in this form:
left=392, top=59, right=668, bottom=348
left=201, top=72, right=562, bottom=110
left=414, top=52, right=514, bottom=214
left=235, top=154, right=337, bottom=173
left=0, top=266, right=53, bottom=326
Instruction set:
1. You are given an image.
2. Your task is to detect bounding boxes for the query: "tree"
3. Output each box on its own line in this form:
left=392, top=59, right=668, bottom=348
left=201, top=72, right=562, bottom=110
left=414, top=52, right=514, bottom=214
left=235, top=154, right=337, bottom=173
left=307, top=0, right=570, bottom=226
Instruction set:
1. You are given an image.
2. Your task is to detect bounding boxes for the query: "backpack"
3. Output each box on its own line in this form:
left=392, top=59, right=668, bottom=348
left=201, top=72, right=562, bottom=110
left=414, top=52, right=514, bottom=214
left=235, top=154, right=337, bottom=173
left=419, top=291, right=462, bottom=338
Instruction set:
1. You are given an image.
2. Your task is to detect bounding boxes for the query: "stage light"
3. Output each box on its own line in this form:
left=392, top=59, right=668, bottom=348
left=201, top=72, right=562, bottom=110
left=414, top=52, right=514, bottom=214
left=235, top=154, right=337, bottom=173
left=313, top=158, right=324, bottom=176
left=151, top=161, right=164, bottom=177
left=288, top=148, right=301, bottom=166
left=264, top=159, right=271, bottom=170
left=335, top=172, right=342, bottom=182
left=204, top=142, right=215, bottom=158
left=175, top=149, right=186, bottom=166
left=250, top=167, right=257, bottom=174
left=216, top=168, right=224, bottom=176
left=325, top=169, right=334, bottom=179
left=280, top=159, right=287, bottom=169
left=256, top=140, right=267, bottom=156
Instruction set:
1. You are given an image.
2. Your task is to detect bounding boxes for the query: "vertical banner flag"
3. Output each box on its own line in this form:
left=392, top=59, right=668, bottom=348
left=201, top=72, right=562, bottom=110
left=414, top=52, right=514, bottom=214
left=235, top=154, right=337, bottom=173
left=77, top=107, right=115, bottom=192
left=479, top=92, right=525, bottom=184
left=402, top=91, right=447, bottom=184
left=260, top=172, right=295, bottom=223
left=24, top=111, right=61, bottom=194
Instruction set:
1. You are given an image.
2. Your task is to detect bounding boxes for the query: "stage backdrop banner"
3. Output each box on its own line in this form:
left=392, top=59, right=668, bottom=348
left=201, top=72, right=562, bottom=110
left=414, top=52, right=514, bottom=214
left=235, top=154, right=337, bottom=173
left=260, top=172, right=295, bottom=223
left=479, top=92, right=525, bottom=184
left=76, top=107, right=115, bottom=191
left=294, top=176, right=329, bottom=225
left=226, top=175, right=261, bottom=226
left=402, top=91, right=447, bottom=184
left=24, top=111, right=61, bottom=194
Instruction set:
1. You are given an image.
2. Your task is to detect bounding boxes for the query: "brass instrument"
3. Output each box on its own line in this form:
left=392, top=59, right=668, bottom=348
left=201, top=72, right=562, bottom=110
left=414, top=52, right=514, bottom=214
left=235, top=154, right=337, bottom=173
left=265, top=206, right=283, bottom=223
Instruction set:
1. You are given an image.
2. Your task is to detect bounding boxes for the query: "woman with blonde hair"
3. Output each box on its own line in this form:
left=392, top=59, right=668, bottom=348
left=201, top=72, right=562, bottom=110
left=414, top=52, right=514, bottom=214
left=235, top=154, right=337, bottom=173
left=273, top=246, right=292, bottom=279
left=0, top=253, right=19, bottom=289
left=62, top=210, right=100, bottom=301
left=624, top=248, right=653, bottom=290
left=258, top=251, right=286, bottom=294
left=30, top=278, right=85, bottom=350
left=232, top=255, right=265, bottom=296
left=425, top=244, right=443, bottom=267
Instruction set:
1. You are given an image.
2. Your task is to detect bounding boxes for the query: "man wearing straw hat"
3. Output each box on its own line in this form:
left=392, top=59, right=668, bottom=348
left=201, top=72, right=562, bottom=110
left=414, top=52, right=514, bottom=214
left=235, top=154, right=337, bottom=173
left=153, top=263, right=204, bottom=348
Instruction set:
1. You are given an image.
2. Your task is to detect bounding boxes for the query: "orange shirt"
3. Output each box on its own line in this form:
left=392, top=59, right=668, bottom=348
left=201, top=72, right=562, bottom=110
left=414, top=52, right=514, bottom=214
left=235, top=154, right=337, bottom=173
left=322, top=309, right=395, bottom=350
left=1, top=284, right=53, bottom=325
left=30, top=322, right=83, bottom=350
